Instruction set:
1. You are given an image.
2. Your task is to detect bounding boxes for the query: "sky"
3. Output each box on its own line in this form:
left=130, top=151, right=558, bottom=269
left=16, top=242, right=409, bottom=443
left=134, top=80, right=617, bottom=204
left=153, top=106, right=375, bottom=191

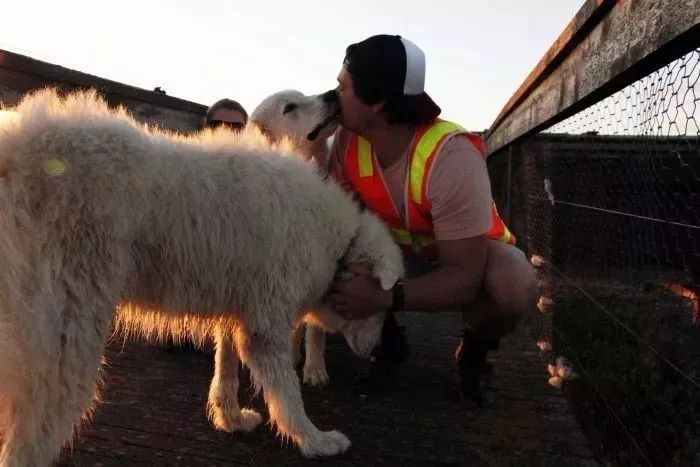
left=1, top=0, right=585, bottom=131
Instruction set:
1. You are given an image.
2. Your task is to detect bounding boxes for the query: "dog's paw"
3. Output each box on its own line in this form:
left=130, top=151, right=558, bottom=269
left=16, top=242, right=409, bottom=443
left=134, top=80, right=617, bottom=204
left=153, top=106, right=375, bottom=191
left=234, top=408, right=263, bottom=432
left=209, top=406, right=262, bottom=433
left=299, top=430, right=351, bottom=457
left=303, top=361, right=329, bottom=387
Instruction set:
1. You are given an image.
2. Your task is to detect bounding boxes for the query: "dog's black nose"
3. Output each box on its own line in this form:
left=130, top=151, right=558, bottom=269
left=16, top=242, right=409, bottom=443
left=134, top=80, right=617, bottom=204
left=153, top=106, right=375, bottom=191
left=321, top=89, right=338, bottom=103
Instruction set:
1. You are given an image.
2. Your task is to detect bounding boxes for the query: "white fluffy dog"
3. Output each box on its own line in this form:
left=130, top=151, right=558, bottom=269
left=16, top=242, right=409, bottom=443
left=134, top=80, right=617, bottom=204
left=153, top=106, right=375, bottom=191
left=249, top=89, right=352, bottom=387
left=0, top=88, right=404, bottom=465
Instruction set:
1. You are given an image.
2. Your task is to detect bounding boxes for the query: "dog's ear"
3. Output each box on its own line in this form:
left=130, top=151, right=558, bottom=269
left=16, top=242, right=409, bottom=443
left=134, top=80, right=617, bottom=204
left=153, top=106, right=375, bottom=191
left=377, top=269, right=399, bottom=291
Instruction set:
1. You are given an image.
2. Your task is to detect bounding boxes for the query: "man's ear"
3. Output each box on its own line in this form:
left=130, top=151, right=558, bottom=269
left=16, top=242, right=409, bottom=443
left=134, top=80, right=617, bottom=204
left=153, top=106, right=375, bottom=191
left=370, top=101, right=384, bottom=114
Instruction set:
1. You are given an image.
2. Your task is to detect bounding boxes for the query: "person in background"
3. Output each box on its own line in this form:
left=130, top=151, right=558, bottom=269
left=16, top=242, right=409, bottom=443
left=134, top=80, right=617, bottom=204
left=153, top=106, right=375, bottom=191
left=203, top=98, right=248, bottom=132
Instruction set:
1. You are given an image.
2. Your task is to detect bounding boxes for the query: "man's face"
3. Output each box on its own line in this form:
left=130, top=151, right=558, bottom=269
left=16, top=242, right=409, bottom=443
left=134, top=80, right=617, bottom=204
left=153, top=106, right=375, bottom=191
left=208, top=108, right=247, bottom=132
left=336, top=67, right=375, bottom=133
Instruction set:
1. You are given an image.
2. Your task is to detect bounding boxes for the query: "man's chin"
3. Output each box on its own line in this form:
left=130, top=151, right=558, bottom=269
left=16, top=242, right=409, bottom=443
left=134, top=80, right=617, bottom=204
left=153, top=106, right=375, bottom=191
left=338, top=117, right=355, bottom=132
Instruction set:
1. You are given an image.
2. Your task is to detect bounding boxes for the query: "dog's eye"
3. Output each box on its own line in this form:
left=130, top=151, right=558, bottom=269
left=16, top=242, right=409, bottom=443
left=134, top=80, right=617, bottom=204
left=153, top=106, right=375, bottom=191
left=283, top=103, right=298, bottom=115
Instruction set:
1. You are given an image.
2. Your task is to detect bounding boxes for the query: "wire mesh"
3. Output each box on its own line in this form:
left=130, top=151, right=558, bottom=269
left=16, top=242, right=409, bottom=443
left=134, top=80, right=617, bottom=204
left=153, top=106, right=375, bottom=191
left=522, top=48, right=700, bottom=466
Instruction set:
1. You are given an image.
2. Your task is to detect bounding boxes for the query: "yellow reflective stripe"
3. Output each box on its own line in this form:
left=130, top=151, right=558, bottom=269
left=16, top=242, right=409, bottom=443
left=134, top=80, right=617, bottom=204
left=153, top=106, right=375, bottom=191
left=390, top=228, right=436, bottom=247
left=390, top=228, right=412, bottom=245
left=410, top=121, right=465, bottom=203
left=497, top=225, right=516, bottom=244
left=501, top=228, right=512, bottom=244
left=358, top=137, right=373, bottom=177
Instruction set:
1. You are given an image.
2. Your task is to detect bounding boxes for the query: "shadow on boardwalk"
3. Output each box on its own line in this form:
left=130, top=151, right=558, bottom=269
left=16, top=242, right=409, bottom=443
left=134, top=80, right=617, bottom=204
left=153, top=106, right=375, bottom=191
left=59, top=311, right=597, bottom=466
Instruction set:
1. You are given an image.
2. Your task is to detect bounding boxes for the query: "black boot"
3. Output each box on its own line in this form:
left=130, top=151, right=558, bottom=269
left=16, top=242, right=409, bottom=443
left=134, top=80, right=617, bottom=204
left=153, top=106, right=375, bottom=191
left=356, top=312, right=410, bottom=394
left=455, top=327, right=498, bottom=407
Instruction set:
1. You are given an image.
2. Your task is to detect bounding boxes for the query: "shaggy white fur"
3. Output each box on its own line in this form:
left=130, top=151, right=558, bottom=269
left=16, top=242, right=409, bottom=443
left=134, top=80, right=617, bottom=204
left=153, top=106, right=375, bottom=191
left=250, top=89, right=348, bottom=388
left=0, top=88, right=404, bottom=465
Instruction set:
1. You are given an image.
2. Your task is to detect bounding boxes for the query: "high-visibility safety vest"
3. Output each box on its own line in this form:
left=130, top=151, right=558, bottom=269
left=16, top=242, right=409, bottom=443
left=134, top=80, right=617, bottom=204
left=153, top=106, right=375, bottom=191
left=343, top=119, right=515, bottom=260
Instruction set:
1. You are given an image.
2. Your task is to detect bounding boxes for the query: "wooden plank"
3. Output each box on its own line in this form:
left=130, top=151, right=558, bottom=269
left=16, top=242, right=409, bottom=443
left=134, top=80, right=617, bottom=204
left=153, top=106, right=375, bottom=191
left=58, top=312, right=597, bottom=465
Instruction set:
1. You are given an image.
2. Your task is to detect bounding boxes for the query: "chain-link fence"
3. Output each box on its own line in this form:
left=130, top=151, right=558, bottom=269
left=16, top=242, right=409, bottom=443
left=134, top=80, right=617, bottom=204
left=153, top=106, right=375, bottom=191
left=492, top=47, right=699, bottom=466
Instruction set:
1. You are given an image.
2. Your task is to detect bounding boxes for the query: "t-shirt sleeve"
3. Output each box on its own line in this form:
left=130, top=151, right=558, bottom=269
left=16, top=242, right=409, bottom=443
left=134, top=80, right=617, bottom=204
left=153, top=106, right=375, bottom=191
left=426, top=135, right=493, bottom=241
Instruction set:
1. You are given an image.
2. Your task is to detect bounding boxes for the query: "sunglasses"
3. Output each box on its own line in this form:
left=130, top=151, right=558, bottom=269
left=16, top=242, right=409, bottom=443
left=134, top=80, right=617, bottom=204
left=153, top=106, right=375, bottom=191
left=207, top=120, right=245, bottom=131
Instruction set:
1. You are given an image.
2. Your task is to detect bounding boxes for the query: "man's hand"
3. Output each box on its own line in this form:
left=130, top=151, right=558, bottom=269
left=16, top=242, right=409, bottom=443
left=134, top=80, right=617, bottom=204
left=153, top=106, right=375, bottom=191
left=327, top=264, right=393, bottom=320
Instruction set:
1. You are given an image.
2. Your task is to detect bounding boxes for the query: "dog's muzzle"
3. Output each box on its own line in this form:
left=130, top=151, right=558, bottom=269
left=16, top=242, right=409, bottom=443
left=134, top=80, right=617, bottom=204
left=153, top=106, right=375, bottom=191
left=307, top=112, right=340, bottom=141
left=306, top=90, right=340, bottom=142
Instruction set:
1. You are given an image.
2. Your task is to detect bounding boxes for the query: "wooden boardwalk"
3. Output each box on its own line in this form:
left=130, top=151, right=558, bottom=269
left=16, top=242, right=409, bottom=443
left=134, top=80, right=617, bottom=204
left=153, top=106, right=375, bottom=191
left=58, top=312, right=597, bottom=466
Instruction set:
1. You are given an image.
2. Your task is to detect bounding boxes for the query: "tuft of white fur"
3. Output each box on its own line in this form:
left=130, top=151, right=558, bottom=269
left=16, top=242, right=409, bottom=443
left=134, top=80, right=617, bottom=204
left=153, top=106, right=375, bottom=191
left=0, top=88, right=403, bottom=465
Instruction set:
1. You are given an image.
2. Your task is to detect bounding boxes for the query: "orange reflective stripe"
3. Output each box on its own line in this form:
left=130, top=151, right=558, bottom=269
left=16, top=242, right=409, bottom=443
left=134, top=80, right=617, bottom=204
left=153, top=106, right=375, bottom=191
left=346, top=135, right=400, bottom=227
left=488, top=202, right=504, bottom=234
left=465, top=133, right=487, bottom=157
left=485, top=201, right=516, bottom=244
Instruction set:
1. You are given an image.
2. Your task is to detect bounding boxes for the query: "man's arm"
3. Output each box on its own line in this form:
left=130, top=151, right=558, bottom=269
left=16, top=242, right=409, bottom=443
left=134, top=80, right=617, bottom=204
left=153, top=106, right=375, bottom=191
left=328, top=235, right=487, bottom=318
left=401, top=235, right=487, bottom=311
left=395, top=134, right=492, bottom=311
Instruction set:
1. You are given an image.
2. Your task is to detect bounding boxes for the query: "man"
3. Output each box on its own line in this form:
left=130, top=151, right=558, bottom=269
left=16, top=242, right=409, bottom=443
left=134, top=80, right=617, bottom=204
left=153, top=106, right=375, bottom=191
left=325, top=34, right=538, bottom=406
left=203, top=98, right=248, bottom=131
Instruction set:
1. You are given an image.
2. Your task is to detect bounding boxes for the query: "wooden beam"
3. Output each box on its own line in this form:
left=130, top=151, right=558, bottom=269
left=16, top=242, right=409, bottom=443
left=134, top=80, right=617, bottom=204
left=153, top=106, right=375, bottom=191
left=485, top=0, right=700, bottom=156
left=0, top=48, right=206, bottom=112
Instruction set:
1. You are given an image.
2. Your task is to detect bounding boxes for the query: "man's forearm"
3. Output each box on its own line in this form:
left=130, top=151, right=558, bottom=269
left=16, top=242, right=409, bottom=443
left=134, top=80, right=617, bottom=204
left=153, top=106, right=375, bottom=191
left=400, top=265, right=483, bottom=312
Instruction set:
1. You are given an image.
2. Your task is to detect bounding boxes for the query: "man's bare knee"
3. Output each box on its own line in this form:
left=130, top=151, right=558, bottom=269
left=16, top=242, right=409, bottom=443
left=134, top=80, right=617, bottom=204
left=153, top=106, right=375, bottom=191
left=485, top=243, right=538, bottom=316
left=502, top=271, right=537, bottom=315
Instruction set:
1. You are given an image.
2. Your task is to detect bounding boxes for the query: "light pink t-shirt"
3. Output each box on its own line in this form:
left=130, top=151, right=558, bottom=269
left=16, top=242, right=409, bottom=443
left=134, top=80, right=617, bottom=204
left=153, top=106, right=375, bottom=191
left=329, top=127, right=492, bottom=241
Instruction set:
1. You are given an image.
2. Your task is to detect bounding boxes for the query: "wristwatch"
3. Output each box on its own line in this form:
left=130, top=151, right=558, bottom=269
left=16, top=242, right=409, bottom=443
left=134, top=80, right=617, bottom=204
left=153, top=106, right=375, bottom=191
left=390, top=280, right=405, bottom=312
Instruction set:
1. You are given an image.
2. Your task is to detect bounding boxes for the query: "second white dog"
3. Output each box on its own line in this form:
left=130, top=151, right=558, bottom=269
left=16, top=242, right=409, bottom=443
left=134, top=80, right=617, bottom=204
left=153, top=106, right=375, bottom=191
left=249, top=89, right=355, bottom=388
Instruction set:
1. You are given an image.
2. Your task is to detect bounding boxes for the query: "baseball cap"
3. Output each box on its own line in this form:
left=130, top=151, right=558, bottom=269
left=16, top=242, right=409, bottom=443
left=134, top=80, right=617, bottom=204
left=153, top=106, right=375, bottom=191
left=343, top=34, right=441, bottom=122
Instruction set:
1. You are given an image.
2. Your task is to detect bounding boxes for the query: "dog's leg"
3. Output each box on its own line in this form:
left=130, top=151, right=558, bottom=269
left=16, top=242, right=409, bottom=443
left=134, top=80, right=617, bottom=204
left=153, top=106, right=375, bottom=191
left=234, top=325, right=350, bottom=458
left=291, top=323, right=304, bottom=368
left=207, top=325, right=262, bottom=433
left=303, top=324, right=329, bottom=387
left=0, top=300, right=111, bottom=467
